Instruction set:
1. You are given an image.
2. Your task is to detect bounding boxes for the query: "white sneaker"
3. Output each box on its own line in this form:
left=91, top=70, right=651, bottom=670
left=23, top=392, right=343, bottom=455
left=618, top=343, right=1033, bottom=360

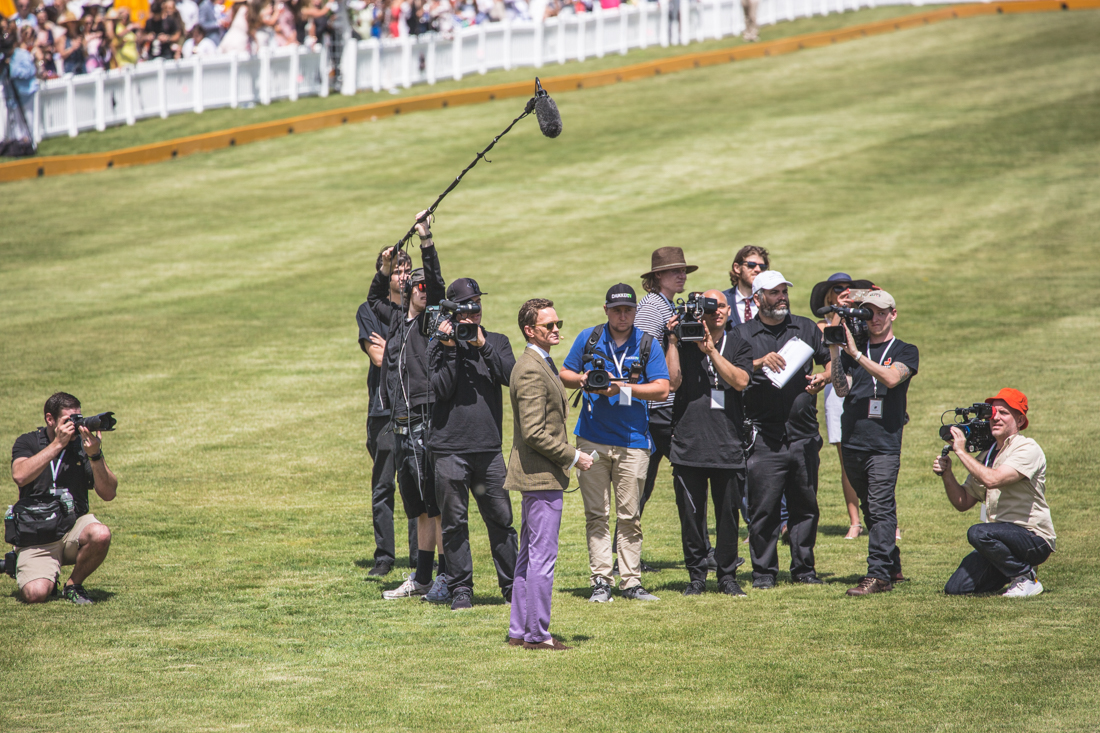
left=1002, top=576, right=1044, bottom=598
left=382, top=574, right=432, bottom=599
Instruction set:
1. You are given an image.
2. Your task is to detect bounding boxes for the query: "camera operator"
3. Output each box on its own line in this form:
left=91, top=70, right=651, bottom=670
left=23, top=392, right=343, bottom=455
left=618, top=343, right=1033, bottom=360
left=933, top=389, right=1054, bottom=597
left=368, top=212, right=448, bottom=602
left=9, top=393, right=117, bottom=604
left=428, top=278, right=519, bottom=610
left=737, top=271, right=832, bottom=589
left=830, top=290, right=919, bottom=596
left=665, top=290, right=752, bottom=596
left=635, top=247, right=696, bottom=572
left=559, top=284, right=670, bottom=603
left=359, top=245, right=417, bottom=578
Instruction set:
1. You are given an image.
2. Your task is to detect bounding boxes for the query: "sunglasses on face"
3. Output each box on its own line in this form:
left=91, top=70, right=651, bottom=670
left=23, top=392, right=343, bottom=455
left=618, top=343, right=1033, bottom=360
left=412, top=282, right=426, bottom=292
left=538, top=320, right=564, bottom=331
left=740, top=261, right=766, bottom=270
left=832, top=285, right=849, bottom=294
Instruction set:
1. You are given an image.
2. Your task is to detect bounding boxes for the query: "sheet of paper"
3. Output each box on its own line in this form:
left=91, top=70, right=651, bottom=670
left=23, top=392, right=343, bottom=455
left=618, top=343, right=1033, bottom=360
left=763, top=337, right=815, bottom=389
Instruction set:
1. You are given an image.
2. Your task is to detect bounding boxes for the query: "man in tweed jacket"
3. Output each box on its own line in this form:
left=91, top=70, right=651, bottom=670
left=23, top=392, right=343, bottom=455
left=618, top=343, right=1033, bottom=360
left=506, top=298, right=593, bottom=650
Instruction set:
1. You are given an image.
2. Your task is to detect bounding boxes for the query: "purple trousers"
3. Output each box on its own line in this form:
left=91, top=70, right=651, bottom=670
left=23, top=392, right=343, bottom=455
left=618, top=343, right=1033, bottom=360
left=508, top=490, right=563, bottom=644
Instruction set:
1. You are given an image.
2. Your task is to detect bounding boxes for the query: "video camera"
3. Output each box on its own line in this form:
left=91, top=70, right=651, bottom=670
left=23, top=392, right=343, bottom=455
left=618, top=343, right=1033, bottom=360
left=424, top=299, right=481, bottom=343
left=673, top=292, right=718, bottom=343
left=71, top=412, right=117, bottom=432
left=818, top=306, right=872, bottom=350
left=939, top=403, right=995, bottom=456
left=582, top=353, right=612, bottom=391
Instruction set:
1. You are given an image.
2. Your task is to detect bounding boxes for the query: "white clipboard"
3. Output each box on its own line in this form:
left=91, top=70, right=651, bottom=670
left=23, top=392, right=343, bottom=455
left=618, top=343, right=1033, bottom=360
left=762, top=337, right=814, bottom=389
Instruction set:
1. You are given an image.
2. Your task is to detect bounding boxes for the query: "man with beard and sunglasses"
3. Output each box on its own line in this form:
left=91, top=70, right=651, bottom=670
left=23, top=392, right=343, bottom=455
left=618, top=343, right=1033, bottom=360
left=368, top=212, right=448, bottom=602
left=737, top=271, right=832, bottom=589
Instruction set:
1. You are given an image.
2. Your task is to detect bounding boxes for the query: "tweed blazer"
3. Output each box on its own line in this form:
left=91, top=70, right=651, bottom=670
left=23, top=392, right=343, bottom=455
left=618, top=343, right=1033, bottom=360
left=504, top=347, right=578, bottom=492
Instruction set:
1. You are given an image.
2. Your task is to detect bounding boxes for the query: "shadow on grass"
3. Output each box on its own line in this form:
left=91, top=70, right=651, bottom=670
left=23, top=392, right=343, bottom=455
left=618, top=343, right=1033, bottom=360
left=6, top=588, right=118, bottom=604
left=818, top=523, right=865, bottom=537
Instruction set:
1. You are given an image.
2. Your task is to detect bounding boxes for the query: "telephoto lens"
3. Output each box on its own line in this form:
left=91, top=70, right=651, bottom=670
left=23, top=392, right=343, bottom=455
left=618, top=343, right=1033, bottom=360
left=71, top=412, right=117, bottom=432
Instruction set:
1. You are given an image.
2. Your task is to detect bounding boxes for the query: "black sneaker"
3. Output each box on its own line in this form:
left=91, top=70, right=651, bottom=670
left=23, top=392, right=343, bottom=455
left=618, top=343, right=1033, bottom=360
left=682, top=580, right=706, bottom=596
left=706, top=548, right=717, bottom=571
left=794, top=573, right=824, bottom=585
left=451, top=589, right=473, bottom=610
left=621, top=585, right=659, bottom=601
left=719, top=577, right=747, bottom=597
left=63, top=583, right=94, bottom=605
left=752, top=575, right=776, bottom=590
left=640, top=559, right=658, bottom=573
left=611, top=559, right=619, bottom=576
left=368, top=558, right=394, bottom=577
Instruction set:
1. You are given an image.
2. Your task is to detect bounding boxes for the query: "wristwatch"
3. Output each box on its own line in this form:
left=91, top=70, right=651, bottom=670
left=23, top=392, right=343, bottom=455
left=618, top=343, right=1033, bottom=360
left=88, top=451, right=104, bottom=462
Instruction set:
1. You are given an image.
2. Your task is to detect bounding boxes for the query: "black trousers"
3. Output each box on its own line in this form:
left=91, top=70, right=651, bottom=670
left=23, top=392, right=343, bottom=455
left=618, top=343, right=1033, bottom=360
left=433, top=451, right=518, bottom=596
left=746, top=434, right=821, bottom=581
left=843, top=449, right=901, bottom=581
left=671, top=464, right=742, bottom=583
left=639, top=405, right=673, bottom=515
left=394, top=417, right=439, bottom=519
left=945, top=523, right=1052, bottom=595
left=366, top=416, right=417, bottom=563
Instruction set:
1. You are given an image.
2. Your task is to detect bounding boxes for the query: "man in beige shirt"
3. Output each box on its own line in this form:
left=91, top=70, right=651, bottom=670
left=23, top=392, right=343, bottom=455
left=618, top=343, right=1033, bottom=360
left=933, top=388, right=1055, bottom=597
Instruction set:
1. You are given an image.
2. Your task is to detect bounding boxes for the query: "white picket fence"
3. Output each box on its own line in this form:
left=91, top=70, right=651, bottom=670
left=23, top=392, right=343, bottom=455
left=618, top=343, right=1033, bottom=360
left=5, top=0, right=947, bottom=142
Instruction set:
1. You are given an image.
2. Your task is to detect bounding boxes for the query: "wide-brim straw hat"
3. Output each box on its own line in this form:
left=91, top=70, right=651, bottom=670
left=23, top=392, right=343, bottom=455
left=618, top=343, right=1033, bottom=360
left=642, top=246, right=698, bottom=277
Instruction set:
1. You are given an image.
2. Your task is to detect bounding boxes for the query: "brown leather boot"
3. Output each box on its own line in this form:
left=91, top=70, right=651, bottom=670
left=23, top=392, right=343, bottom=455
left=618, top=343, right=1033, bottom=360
left=846, top=576, right=893, bottom=596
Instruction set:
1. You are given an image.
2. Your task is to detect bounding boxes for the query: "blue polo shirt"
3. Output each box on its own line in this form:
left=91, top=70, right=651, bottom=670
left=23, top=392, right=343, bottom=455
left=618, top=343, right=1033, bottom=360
left=563, top=324, right=670, bottom=450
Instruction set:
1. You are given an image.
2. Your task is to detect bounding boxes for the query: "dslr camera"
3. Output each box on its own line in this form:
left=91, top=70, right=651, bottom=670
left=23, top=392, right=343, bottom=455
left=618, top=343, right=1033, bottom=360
left=673, top=292, right=718, bottom=343
left=70, top=412, right=118, bottom=432
left=939, top=403, right=995, bottom=455
left=1, top=549, right=16, bottom=579
left=818, top=306, right=872, bottom=350
left=424, top=299, right=481, bottom=343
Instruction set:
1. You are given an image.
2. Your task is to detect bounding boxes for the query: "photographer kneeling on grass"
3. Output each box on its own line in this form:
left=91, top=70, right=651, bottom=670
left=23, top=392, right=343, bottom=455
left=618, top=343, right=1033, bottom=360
left=933, top=389, right=1054, bottom=598
left=8, top=393, right=117, bottom=605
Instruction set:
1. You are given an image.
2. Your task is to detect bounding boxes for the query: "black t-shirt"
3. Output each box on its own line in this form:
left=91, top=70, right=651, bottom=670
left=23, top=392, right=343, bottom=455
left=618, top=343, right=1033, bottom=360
left=840, top=337, right=919, bottom=455
left=356, top=300, right=388, bottom=418
left=427, top=330, right=516, bottom=453
left=738, top=315, right=831, bottom=441
left=670, top=331, right=753, bottom=469
left=11, top=429, right=94, bottom=517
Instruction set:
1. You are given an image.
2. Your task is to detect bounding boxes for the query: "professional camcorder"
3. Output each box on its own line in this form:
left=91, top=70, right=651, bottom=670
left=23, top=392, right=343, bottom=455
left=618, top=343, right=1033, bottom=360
left=939, top=403, right=995, bottom=455
left=673, top=292, right=718, bottom=343
left=71, top=412, right=117, bottom=432
left=583, top=353, right=612, bottom=391
left=818, top=306, right=872, bottom=350
left=424, top=299, right=481, bottom=343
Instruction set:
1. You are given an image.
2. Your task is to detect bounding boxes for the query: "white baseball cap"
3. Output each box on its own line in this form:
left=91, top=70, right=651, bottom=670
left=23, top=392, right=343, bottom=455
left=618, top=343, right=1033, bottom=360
left=752, top=270, right=794, bottom=295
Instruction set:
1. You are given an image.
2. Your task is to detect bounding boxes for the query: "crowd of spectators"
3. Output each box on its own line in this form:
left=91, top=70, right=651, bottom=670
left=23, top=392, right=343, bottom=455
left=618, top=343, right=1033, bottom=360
left=3, top=0, right=646, bottom=81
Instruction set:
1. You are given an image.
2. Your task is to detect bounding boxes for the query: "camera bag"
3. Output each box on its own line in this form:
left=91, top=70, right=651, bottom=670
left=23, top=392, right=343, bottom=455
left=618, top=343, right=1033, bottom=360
left=4, top=497, right=76, bottom=547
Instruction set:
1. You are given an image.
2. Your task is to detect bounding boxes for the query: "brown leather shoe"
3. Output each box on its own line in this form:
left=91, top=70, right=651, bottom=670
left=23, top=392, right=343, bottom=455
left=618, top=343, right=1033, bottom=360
left=522, top=638, right=572, bottom=651
left=507, top=637, right=524, bottom=646
left=846, top=577, right=893, bottom=596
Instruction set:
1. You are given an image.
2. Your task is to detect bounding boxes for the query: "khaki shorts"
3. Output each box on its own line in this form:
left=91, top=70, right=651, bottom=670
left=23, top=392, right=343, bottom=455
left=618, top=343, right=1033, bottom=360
left=15, top=513, right=101, bottom=590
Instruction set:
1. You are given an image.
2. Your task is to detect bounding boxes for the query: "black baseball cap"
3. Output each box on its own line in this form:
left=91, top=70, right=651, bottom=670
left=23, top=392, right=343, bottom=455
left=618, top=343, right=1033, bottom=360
left=446, top=278, right=485, bottom=303
left=605, top=283, right=638, bottom=308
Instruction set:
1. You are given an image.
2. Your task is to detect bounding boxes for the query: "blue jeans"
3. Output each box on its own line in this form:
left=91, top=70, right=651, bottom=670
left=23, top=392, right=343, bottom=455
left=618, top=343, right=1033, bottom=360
left=945, top=522, right=1052, bottom=595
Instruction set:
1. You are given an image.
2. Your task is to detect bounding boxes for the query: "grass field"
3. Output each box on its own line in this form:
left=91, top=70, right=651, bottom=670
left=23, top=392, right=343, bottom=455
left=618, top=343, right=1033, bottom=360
left=3, top=8, right=1100, bottom=733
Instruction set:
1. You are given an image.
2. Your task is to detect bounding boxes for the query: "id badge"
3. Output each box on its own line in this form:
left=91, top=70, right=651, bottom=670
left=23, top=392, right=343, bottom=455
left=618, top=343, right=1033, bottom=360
left=618, top=384, right=632, bottom=407
left=710, top=389, right=726, bottom=410
left=868, top=398, right=884, bottom=419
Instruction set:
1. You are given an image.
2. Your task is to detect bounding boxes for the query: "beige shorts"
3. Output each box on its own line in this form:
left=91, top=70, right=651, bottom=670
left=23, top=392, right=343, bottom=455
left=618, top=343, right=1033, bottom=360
left=15, top=513, right=101, bottom=590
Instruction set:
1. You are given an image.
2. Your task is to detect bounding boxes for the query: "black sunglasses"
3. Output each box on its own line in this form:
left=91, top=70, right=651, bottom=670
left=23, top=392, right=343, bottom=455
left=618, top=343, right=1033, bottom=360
left=741, top=261, right=766, bottom=270
left=538, top=320, right=564, bottom=330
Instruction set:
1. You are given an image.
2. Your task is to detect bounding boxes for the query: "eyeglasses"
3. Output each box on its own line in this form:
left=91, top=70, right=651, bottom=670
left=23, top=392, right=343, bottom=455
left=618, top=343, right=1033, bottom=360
left=538, top=320, right=564, bottom=331
left=412, top=282, right=426, bottom=292
left=740, top=261, right=766, bottom=270
left=831, top=285, right=849, bottom=294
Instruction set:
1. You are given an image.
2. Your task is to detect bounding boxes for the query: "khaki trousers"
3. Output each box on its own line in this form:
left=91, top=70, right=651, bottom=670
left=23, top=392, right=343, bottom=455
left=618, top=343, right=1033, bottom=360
left=576, top=438, right=650, bottom=590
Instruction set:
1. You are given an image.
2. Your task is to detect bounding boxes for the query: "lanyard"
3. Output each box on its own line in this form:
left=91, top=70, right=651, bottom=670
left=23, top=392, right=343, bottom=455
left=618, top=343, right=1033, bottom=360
left=706, top=334, right=727, bottom=389
left=866, top=337, right=896, bottom=399
left=50, top=449, right=66, bottom=489
left=984, top=443, right=999, bottom=468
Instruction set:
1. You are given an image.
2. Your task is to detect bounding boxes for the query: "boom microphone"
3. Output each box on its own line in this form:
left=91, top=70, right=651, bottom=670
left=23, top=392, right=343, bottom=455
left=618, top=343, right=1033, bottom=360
left=393, top=78, right=563, bottom=253
left=534, top=78, right=562, bottom=139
